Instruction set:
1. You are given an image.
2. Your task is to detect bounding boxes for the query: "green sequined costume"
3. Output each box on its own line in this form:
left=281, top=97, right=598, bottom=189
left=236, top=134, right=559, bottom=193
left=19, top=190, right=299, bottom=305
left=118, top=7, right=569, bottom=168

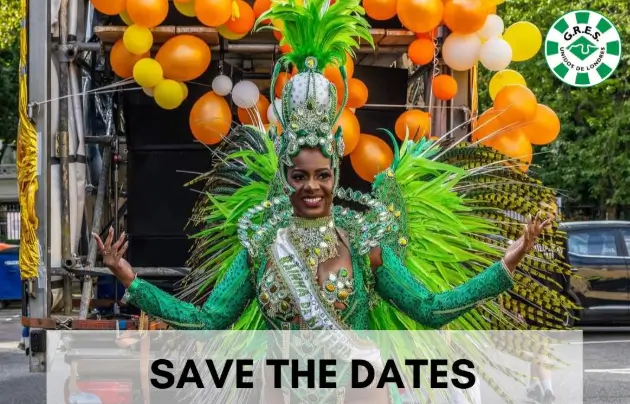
left=120, top=1, right=577, bottom=402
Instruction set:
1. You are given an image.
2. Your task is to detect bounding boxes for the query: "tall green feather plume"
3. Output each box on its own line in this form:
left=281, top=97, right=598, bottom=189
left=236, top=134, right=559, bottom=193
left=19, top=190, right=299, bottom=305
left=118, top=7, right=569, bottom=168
left=254, top=0, right=374, bottom=72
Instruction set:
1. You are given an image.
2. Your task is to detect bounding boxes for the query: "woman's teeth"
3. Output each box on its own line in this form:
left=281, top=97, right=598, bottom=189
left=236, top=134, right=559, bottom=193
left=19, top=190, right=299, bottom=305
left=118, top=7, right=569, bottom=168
left=303, top=197, right=322, bottom=206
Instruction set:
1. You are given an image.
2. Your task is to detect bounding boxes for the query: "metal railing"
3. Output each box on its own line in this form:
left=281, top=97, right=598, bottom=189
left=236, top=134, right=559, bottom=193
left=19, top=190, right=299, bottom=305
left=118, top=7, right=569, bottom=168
left=0, top=202, right=20, bottom=242
left=0, top=164, right=17, bottom=179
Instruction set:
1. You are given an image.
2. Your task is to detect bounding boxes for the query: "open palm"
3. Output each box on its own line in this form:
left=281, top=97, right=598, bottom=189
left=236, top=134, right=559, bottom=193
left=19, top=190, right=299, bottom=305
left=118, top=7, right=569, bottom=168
left=92, top=227, right=135, bottom=287
left=503, top=212, right=552, bottom=273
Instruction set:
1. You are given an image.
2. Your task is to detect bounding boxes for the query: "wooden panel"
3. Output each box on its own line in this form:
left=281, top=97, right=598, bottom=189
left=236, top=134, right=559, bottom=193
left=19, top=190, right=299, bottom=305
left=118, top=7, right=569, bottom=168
left=94, top=26, right=401, bottom=49
left=367, top=28, right=386, bottom=45
left=95, top=26, right=176, bottom=44
left=94, top=26, right=219, bottom=45
left=176, top=26, right=220, bottom=45
left=379, top=29, right=415, bottom=46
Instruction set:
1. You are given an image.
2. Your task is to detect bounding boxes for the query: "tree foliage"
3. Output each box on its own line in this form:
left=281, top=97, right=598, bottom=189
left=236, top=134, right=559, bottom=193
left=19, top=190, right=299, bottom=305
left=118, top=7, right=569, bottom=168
left=478, top=0, right=630, bottom=218
left=0, top=0, right=21, bottom=152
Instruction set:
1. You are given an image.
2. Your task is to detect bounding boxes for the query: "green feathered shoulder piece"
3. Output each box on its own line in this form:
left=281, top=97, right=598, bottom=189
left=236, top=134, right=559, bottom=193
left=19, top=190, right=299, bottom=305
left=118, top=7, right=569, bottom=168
left=369, top=135, right=578, bottom=332
left=254, top=0, right=374, bottom=72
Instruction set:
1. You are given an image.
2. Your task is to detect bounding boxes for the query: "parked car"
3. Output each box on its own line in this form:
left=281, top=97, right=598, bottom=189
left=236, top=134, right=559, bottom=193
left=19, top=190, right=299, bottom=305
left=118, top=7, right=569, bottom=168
left=560, top=221, right=630, bottom=326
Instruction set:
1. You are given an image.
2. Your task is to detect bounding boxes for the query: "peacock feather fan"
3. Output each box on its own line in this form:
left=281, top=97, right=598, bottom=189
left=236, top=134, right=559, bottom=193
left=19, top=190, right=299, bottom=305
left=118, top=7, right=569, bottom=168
left=254, top=0, right=374, bottom=72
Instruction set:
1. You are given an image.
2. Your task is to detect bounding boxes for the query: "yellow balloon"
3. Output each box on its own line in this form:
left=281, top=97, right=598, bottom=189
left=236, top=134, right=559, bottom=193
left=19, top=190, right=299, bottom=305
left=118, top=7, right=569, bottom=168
left=489, top=69, right=527, bottom=100
left=120, top=10, right=134, bottom=26
left=217, top=25, right=247, bottom=40
left=503, top=22, right=542, bottom=62
left=178, top=81, right=189, bottom=100
left=133, top=58, right=164, bottom=88
left=123, top=25, right=153, bottom=55
left=174, top=0, right=196, bottom=17
left=154, top=79, right=185, bottom=110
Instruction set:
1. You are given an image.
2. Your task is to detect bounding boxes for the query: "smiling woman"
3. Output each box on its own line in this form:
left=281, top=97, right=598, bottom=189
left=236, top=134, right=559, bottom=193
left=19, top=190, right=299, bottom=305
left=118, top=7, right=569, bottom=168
left=286, top=148, right=335, bottom=219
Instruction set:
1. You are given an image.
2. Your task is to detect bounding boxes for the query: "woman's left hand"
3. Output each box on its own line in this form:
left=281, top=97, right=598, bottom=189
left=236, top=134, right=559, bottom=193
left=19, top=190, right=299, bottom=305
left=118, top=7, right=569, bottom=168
left=503, top=211, right=552, bottom=273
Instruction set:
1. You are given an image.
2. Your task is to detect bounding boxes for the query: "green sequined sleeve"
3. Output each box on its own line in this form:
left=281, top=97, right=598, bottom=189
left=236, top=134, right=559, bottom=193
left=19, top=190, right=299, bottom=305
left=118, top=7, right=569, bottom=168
left=123, top=249, right=254, bottom=330
left=374, top=246, right=514, bottom=329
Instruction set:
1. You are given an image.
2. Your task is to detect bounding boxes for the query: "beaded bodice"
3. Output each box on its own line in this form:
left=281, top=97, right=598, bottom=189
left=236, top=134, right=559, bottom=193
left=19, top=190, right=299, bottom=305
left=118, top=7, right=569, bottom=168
left=255, top=229, right=372, bottom=330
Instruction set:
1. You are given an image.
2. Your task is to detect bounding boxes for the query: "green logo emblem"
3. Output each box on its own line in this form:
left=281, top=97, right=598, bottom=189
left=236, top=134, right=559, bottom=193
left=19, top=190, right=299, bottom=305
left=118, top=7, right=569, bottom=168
left=544, top=10, right=622, bottom=87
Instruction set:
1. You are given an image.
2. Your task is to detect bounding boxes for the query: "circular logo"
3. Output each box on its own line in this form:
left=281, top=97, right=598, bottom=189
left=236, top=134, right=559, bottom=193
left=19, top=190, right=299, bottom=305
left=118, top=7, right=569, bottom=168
left=544, top=10, right=622, bottom=87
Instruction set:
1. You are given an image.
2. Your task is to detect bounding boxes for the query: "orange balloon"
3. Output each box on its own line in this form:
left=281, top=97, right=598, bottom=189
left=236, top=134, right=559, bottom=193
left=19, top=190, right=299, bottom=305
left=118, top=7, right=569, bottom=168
left=155, top=35, right=212, bottom=82
left=253, top=0, right=272, bottom=20
left=279, top=43, right=292, bottom=54
left=397, top=0, right=444, bottom=33
left=109, top=39, right=150, bottom=79
left=522, top=104, right=561, bottom=146
left=492, top=129, right=533, bottom=172
left=274, top=72, right=292, bottom=98
left=324, top=54, right=355, bottom=82
left=471, top=108, right=510, bottom=146
left=189, top=91, right=233, bottom=144
left=350, top=134, right=394, bottom=182
left=347, top=78, right=369, bottom=109
left=395, top=110, right=431, bottom=140
left=225, top=0, right=255, bottom=35
left=432, top=74, right=458, bottom=100
left=408, top=38, right=435, bottom=65
left=443, top=0, right=489, bottom=34
left=332, top=109, right=361, bottom=156
left=238, top=95, right=271, bottom=125
left=363, top=0, right=398, bottom=21
left=126, top=0, right=169, bottom=28
left=493, top=84, right=538, bottom=126
left=195, top=0, right=232, bottom=27
left=324, top=55, right=354, bottom=102
left=92, top=0, right=126, bottom=15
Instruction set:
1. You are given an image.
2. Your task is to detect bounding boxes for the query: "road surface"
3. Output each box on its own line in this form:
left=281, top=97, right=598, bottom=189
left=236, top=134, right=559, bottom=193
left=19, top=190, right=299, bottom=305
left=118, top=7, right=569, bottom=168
left=1, top=305, right=629, bottom=403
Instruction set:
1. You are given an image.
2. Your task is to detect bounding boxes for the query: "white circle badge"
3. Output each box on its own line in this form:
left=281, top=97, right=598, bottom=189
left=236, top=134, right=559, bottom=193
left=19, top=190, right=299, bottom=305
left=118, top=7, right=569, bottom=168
left=544, top=10, right=622, bottom=87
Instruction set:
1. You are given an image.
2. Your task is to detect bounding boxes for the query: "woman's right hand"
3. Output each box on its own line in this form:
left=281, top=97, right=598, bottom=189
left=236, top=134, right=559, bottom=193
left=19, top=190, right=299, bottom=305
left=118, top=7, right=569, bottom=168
left=92, top=227, right=136, bottom=288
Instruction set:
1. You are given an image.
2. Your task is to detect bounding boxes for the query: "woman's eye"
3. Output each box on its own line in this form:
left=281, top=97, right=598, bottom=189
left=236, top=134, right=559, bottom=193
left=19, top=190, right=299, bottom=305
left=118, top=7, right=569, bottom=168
left=319, top=172, right=331, bottom=179
left=292, top=175, right=305, bottom=181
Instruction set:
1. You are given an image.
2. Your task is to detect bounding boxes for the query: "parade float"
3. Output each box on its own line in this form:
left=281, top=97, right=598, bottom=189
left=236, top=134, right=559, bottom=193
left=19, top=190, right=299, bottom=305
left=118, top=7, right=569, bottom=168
left=17, top=0, right=562, bottom=373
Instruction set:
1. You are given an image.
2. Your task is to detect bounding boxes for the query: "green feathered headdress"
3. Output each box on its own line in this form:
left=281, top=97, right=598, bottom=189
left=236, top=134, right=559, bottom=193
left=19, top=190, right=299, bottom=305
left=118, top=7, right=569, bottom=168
left=256, top=0, right=373, bottom=72
left=254, top=0, right=374, bottom=189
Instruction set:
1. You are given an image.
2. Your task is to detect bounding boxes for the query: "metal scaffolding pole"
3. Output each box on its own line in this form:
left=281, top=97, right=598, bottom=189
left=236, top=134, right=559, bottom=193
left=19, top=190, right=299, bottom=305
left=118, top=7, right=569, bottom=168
left=27, top=0, right=52, bottom=373
left=78, top=145, right=111, bottom=319
left=57, top=0, right=73, bottom=315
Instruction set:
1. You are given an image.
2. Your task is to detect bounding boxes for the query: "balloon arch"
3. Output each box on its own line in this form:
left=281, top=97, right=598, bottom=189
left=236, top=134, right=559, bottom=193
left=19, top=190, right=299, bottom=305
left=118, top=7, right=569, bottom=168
left=96, top=0, right=560, bottom=181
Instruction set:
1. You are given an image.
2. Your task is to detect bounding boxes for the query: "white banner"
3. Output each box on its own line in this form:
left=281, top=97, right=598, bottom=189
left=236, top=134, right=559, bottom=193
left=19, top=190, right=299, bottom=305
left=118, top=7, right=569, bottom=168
left=47, top=330, right=583, bottom=404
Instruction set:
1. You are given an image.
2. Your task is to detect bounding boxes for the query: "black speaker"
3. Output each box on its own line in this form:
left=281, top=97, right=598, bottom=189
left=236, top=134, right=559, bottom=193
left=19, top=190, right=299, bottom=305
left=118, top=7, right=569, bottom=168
left=126, top=149, right=211, bottom=267
left=352, top=65, right=408, bottom=106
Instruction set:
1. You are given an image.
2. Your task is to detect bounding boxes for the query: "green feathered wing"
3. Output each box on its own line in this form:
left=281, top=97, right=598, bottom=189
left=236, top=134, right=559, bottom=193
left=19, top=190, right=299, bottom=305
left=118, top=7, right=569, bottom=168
left=368, top=136, right=577, bottom=332
left=178, top=125, right=279, bottom=331
left=367, top=134, right=578, bottom=402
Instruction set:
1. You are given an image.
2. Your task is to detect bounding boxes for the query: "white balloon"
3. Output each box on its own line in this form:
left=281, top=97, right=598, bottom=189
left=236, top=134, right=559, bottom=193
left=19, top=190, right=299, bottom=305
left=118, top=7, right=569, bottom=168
left=442, top=33, right=482, bottom=71
left=479, top=37, right=513, bottom=71
left=143, top=87, right=154, bottom=97
left=477, top=15, right=504, bottom=40
left=211, top=75, right=233, bottom=96
left=267, top=98, right=283, bottom=123
left=232, top=81, right=260, bottom=109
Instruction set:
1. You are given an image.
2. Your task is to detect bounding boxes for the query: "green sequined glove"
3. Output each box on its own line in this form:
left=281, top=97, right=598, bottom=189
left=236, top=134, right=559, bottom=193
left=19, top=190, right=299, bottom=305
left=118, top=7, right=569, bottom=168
left=123, top=250, right=254, bottom=330
left=374, top=246, right=514, bottom=329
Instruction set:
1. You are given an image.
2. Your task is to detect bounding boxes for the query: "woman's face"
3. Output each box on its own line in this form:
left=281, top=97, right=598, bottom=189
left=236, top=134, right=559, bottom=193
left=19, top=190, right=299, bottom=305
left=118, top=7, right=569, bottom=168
left=286, top=148, right=334, bottom=219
